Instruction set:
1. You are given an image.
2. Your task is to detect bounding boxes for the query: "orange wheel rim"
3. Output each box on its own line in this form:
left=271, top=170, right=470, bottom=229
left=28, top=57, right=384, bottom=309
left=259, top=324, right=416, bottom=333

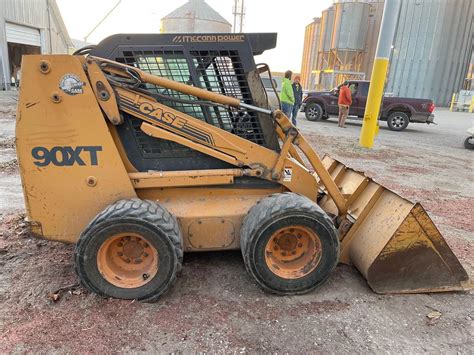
left=97, top=233, right=158, bottom=288
left=264, top=225, right=322, bottom=279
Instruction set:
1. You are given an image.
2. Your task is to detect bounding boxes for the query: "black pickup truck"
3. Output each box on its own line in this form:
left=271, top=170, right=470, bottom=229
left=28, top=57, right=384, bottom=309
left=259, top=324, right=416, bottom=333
left=301, top=80, right=435, bottom=131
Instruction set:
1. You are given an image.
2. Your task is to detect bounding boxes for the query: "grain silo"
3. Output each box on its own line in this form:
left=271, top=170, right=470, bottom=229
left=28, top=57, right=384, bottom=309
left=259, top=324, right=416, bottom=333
left=386, top=0, right=473, bottom=105
left=300, top=18, right=321, bottom=89
left=360, top=1, right=384, bottom=78
left=330, top=1, right=369, bottom=71
left=161, top=0, right=232, bottom=34
left=317, top=6, right=336, bottom=70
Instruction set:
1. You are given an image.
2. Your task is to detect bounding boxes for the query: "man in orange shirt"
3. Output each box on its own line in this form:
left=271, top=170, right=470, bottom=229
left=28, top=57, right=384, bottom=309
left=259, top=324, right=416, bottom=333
left=338, top=82, right=352, bottom=128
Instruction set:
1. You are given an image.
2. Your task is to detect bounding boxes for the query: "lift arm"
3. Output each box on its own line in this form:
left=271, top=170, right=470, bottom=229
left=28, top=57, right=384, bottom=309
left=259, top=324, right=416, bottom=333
left=85, top=56, right=348, bottom=215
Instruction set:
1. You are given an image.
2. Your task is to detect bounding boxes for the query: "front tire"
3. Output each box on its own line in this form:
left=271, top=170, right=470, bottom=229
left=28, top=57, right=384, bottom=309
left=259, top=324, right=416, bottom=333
left=386, top=111, right=410, bottom=131
left=464, top=136, right=474, bottom=150
left=75, top=199, right=183, bottom=302
left=305, top=103, right=324, bottom=121
left=240, top=193, right=339, bottom=295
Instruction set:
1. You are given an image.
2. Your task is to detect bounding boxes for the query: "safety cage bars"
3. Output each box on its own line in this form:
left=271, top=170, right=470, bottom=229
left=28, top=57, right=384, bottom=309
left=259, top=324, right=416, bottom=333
left=115, top=49, right=267, bottom=148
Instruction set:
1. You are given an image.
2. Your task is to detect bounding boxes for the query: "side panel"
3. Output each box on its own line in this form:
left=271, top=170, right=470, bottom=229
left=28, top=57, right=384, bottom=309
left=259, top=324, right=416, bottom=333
left=137, top=186, right=284, bottom=252
left=16, top=55, right=136, bottom=243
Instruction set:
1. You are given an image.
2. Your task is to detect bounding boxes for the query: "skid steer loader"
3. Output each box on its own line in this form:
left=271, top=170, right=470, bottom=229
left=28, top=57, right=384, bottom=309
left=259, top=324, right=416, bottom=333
left=16, top=33, right=469, bottom=301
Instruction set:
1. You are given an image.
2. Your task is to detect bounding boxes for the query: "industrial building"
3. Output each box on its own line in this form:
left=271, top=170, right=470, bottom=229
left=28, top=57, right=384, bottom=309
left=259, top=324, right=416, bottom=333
left=301, top=0, right=384, bottom=91
left=161, top=0, right=232, bottom=34
left=300, top=0, right=473, bottom=106
left=0, top=0, right=73, bottom=90
left=386, top=0, right=473, bottom=106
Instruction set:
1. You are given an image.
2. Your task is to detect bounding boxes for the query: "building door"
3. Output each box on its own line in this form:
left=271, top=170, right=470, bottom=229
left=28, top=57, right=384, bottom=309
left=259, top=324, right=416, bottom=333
left=5, top=22, right=42, bottom=88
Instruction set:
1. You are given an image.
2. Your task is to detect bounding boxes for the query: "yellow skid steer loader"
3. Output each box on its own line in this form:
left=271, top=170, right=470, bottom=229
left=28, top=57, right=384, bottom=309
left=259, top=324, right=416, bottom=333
left=16, top=33, right=469, bottom=301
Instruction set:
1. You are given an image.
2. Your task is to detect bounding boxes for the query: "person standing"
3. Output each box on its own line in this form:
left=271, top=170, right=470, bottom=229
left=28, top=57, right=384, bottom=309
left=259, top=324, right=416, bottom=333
left=291, top=75, right=303, bottom=126
left=280, top=70, right=294, bottom=120
left=338, top=82, right=352, bottom=128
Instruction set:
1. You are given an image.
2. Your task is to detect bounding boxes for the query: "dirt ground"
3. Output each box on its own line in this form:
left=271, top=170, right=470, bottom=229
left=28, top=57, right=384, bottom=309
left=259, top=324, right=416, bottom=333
left=0, top=92, right=473, bottom=353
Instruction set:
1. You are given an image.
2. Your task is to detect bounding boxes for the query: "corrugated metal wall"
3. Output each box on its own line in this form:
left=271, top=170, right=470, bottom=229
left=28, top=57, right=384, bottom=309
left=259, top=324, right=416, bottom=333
left=386, top=0, right=474, bottom=105
left=361, top=1, right=384, bottom=78
left=0, top=0, right=72, bottom=89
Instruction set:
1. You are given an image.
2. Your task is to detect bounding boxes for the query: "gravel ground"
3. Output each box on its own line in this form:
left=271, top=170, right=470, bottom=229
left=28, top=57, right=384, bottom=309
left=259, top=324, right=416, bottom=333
left=0, top=92, right=473, bottom=353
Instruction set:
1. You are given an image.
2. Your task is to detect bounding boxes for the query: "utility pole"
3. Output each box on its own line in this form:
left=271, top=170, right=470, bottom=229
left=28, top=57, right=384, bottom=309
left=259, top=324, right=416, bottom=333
left=84, top=0, right=122, bottom=43
left=359, top=0, right=401, bottom=148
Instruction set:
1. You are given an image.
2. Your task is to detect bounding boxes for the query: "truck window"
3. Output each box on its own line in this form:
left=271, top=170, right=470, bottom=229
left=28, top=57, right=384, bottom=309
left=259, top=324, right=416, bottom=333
left=348, top=83, right=358, bottom=95
left=359, top=83, right=369, bottom=97
left=261, top=77, right=277, bottom=89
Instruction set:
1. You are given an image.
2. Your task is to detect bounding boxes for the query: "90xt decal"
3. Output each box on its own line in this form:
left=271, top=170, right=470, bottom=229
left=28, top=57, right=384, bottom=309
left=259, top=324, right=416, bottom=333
left=32, top=146, right=102, bottom=166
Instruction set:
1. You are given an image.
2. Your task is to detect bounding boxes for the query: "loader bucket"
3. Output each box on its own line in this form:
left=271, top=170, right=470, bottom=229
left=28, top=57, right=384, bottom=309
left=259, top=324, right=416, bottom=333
left=319, top=156, right=470, bottom=294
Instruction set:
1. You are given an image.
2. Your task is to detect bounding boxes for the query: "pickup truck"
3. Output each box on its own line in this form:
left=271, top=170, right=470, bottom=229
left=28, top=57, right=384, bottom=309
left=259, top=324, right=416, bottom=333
left=261, top=76, right=282, bottom=110
left=301, top=80, right=435, bottom=131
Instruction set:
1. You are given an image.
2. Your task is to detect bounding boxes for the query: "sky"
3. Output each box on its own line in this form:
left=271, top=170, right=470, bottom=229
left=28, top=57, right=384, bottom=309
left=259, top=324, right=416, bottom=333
left=56, top=0, right=333, bottom=73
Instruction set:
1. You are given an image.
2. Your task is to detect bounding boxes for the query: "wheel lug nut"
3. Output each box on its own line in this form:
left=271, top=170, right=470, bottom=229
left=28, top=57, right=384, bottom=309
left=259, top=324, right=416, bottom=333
left=292, top=251, right=296, bottom=255
left=297, top=234, right=302, bottom=239
left=143, top=252, right=148, bottom=257
left=143, top=243, right=149, bottom=248
left=125, top=258, right=131, bottom=263
left=298, top=243, right=303, bottom=248
left=135, top=258, right=142, bottom=264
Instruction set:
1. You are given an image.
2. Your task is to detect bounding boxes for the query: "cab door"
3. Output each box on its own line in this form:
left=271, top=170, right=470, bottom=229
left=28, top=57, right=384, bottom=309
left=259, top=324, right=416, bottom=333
left=349, top=82, right=368, bottom=117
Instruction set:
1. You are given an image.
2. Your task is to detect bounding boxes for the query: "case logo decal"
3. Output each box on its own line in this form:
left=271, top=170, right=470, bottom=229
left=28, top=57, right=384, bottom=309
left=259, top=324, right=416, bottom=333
left=59, top=74, right=85, bottom=95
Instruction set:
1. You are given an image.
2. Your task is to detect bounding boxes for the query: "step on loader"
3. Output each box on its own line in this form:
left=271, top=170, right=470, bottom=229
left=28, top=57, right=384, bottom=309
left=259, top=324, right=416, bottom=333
left=16, top=33, right=469, bottom=301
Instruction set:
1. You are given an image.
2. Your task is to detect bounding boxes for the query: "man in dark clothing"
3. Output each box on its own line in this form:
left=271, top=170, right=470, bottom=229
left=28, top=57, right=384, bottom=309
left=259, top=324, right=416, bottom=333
left=291, top=75, right=303, bottom=126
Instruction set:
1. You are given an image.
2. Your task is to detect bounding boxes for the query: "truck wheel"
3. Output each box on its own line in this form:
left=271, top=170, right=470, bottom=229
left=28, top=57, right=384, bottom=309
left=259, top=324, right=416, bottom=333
left=75, top=199, right=183, bottom=302
left=305, top=103, right=324, bottom=121
left=464, top=136, right=474, bottom=150
left=387, top=111, right=410, bottom=131
left=240, top=193, right=339, bottom=295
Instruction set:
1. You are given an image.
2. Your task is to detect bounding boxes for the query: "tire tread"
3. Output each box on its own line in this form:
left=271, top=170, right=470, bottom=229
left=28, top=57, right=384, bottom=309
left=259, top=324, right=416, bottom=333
left=74, top=198, right=182, bottom=302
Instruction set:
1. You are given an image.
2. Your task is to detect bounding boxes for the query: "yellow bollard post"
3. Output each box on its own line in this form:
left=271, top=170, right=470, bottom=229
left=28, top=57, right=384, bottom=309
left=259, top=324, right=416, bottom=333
left=450, top=93, right=456, bottom=112
left=360, top=0, right=401, bottom=148
left=469, top=95, right=474, bottom=113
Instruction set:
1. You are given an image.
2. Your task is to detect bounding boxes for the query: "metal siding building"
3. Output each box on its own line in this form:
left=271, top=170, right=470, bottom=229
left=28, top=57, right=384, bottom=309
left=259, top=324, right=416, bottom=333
left=161, top=0, right=232, bottom=34
left=386, top=0, right=474, bottom=105
left=0, top=0, right=72, bottom=90
left=299, top=0, right=472, bottom=104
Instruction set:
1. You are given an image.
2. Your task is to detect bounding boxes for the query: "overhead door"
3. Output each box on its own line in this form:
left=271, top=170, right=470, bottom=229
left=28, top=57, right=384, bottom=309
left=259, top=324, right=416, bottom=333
left=5, top=22, right=41, bottom=47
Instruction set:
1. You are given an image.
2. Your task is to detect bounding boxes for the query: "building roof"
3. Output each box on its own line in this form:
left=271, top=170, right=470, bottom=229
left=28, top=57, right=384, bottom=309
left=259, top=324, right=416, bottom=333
left=162, top=0, right=231, bottom=25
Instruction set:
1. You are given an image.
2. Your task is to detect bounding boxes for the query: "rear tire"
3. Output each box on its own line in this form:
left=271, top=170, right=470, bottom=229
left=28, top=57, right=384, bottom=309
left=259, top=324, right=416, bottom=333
left=386, top=111, right=410, bottom=131
left=305, top=103, right=324, bottom=121
left=240, top=193, right=339, bottom=295
left=75, top=199, right=183, bottom=302
left=464, top=136, right=474, bottom=150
